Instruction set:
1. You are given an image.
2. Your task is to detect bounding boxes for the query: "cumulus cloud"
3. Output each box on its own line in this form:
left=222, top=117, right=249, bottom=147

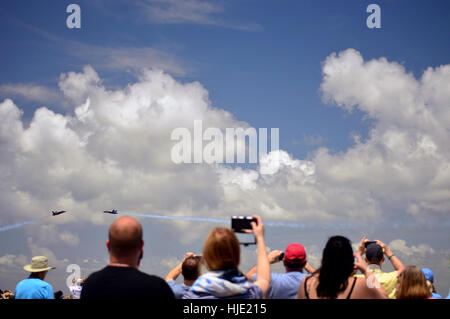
left=0, top=49, right=449, bottom=238
left=0, top=253, right=28, bottom=286
left=0, top=254, right=28, bottom=268
left=385, top=239, right=448, bottom=283
left=388, top=239, right=435, bottom=258
left=26, top=224, right=80, bottom=248
left=316, top=49, right=450, bottom=221
left=218, top=49, right=450, bottom=224
left=0, top=66, right=247, bottom=228
left=26, top=237, right=69, bottom=269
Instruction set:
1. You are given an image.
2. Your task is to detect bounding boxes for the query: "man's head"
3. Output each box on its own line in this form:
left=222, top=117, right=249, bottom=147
left=107, top=216, right=143, bottom=266
left=283, top=243, right=307, bottom=271
left=365, top=243, right=384, bottom=265
left=181, top=256, right=201, bottom=281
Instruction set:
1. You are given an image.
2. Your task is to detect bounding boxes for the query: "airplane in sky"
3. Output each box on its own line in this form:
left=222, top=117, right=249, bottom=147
left=103, top=209, right=118, bottom=214
left=51, top=210, right=67, bottom=216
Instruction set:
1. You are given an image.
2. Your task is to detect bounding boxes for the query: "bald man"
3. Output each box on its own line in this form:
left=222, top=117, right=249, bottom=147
left=81, top=216, right=174, bottom=299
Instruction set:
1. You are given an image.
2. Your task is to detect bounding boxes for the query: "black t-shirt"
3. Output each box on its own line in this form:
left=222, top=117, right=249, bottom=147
left=81, top=266, right=175, bottom=299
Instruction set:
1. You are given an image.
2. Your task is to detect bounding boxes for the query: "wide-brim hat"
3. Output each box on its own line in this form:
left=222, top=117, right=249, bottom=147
left=23, top=256, right=55, bottom=273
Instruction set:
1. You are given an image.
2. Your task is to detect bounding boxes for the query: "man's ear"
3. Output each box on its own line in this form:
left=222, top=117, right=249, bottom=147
left=364, top=257, right=369, bottom=264
left=106, top=240, right=111, bottom=252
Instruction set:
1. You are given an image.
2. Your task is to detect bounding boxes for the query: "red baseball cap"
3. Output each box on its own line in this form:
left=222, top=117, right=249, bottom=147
left=284, top=243, right=306, bottom=263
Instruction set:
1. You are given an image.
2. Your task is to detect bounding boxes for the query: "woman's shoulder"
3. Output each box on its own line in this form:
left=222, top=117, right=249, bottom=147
left=352, top=276, right=370, bottom=289
left=303, top=274, right=319, bottom=282
left=350, top=276, right=382, bottom=298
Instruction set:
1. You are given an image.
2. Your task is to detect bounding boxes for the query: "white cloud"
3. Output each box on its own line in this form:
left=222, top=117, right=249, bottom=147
left=23, top=224, right=80, bottom=248
left=159, top=256, right=180, bottom=270
left=0, top=84, right=61, bottom=105
left=142, top=0, right=224, bottom=25
left=138, top=0, right=263, bottom=31
left=303, top=244, right=322, bottom=270
left=69, top=45, right=187, bottom=76
left=0, top=254, right=27, bottom=268
left=0, top=66, right=246, bottom=228
left=58, top=231, right=80, bottom=247
left=315, top=49, right=450, bottom=220
left=0, top=254, right=15, bottom=266
left=0, top=49, right=449, bottom=241
left=0, top=254, right=29, bottom=281
left=388, top=239, right=435, bottom=258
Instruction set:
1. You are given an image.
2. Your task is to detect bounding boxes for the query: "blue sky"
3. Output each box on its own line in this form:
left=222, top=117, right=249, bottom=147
left=0, top=1, right=449, bottom=296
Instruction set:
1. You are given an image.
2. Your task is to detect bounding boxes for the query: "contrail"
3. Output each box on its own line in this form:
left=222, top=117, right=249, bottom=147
left=125, top=212, right=363, bottom=230
left=0, top=216, right=46, bottom=233
left=127, top=213, right=228, bottom=224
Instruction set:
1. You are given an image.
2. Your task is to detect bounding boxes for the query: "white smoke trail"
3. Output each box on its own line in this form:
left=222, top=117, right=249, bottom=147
left=127, top=213, right=228, bottom=224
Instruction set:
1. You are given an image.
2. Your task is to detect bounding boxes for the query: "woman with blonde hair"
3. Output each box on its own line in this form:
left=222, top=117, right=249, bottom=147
left=183, top=215, right=270, bottom=299
left=396, top=266, right=431, bottom=299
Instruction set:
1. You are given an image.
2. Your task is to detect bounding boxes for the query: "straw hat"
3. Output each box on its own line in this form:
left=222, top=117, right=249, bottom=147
left=23, top=256, right=55, bottom=273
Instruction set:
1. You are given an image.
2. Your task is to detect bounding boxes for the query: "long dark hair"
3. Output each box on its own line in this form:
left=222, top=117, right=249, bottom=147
left=316, top=236, right=355, bottom=299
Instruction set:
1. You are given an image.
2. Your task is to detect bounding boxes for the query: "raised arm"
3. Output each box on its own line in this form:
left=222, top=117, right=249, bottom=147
left=375, top=240, right=405, bottom=274
left=248, top=215, right=271, bottom=296
left=357, top=235, right=369, bottom=257
left=246, top=249, right=283, bottom=282
left=165, top=252, right=194, bottom=282
left=354, top=235, right=369, bottom=275
left=245, top=265, right=257, bottom=282
left=303, top=262, right=316, bottom=274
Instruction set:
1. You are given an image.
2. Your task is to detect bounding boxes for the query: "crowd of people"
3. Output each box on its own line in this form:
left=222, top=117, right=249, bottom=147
left=3, top=215, right=448, bottom=300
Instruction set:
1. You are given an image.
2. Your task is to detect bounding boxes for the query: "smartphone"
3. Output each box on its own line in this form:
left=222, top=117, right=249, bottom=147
left=278, top=252, right=285, bottom=261
left=364, top=241, right=376, bottom=248
left=231, top=216, right=257, bottom=233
